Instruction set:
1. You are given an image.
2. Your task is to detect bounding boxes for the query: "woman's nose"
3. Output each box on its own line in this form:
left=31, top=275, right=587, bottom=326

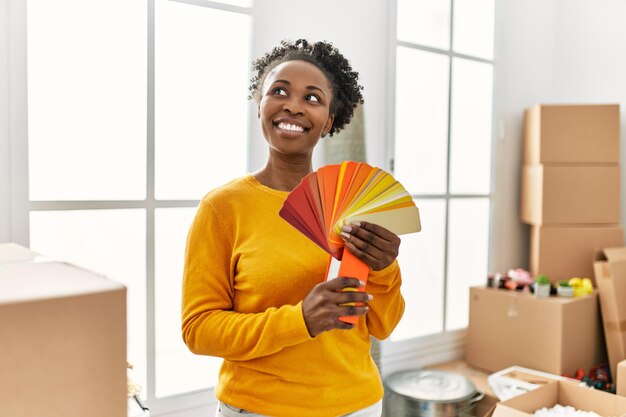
left=283, top=98, right=304, bottom=115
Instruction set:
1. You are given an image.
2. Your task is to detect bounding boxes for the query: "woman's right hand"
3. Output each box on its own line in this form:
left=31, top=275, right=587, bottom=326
left=302, top=277, right=372, bottom=337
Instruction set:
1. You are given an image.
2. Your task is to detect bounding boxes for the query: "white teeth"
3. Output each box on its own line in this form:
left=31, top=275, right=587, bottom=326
left=278, top=122, right=304, bottom=132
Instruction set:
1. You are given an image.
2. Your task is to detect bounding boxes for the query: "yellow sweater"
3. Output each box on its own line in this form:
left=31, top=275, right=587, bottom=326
left=182, top=175, right=405, bottom=417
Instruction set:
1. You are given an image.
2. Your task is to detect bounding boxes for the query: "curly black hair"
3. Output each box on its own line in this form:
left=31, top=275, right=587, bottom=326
left=249, top=39, right=364, bottom=136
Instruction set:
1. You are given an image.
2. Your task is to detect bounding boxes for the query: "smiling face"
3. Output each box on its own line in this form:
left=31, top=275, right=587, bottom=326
left=258, top=60, right=335, bottom=159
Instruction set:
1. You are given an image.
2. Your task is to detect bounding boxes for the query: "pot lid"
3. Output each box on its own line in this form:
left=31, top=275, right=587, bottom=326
left=385, top=370, right=477, bottom=402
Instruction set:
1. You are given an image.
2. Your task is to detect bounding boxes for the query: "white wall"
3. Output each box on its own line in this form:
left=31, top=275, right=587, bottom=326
left=4, top=0, right=625, bottom=271
left=552, top=0, right=626, bottom=237
left=0, top=0, right=11, bottom=244
left=250, top=0, right=626, bottom=275
left=491, top=0, right=626, bottom=273
left=249, top=0, right=390, bottom=172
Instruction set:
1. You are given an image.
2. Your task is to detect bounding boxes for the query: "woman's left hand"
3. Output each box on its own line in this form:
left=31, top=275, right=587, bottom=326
left=340, top=221, right=400, bottom=271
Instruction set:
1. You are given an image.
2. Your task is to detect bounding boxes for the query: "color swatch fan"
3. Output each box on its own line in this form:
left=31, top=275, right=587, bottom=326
left=279, top=161, right=421, bottom=323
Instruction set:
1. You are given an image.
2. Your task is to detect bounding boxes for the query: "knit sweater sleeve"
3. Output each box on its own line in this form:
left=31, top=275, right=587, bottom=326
left=365, top=260, right=405, bottom=340
left=181, top=200, right=313, bottom=361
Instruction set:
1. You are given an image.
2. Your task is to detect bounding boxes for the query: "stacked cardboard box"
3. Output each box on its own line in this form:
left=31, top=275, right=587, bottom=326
left=520, top=104, right=623, bottom=283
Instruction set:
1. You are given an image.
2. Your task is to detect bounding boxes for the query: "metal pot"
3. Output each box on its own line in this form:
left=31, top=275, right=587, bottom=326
left=384, top=369, right=485, bottom=417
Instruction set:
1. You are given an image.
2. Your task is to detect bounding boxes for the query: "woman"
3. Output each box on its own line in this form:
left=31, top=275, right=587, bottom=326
left=182, top=39, right=405, bottom=417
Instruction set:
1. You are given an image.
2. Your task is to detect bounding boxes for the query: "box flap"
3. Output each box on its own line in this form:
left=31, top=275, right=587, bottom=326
left=489, top=366, right=575, bottom=396
left=560, top=381, right=626, bottom=415
left=498, top=380, right=558, bottom=412
left=596, top=247, right=626, bottom=263
left=595, top=254, right=626, bottom=387
left=492, top=404, right=534, bottom=417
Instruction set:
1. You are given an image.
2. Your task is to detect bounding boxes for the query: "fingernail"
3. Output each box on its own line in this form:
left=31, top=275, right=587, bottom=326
left=350, top=221, right=361, bottom=227
left=341, top=232, right=350, bottom=239
left=367, top=294, right=374, bottom=301
left=359, top=280, right=366, bottom=287
left=341, top=225, right=352, bottom=233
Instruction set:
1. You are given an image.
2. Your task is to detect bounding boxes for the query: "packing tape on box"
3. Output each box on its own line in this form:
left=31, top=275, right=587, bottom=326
left=605, top=320, right=626, bottom=332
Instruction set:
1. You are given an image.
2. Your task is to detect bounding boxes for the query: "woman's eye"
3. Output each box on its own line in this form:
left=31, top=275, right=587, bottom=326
left=272, top=87, right=287, bottom=96
left=306, top=94, right=320, bottom=103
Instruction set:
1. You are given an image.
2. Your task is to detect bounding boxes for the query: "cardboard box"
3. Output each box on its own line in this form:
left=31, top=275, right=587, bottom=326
left=523, top=104, right=620, bottom=164
left=466, top=287, right=605, bottom=376
left=0, top=244, right=127, bottom=417
left=531, top=225, right=624, bottom=284
left=618, top=360, right=626, bottom=396
left=593, top=248, right=626, bottom=381
left=493, top=380, right=626, bottom=417
left=487, top=366, right=577, bottom=401
left=520, top=164, right=620, bottom=225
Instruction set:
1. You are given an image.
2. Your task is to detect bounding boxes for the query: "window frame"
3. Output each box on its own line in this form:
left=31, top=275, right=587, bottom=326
left=381, top=0, right=496, bottom=373
left=7, top=0, right=497, bottom=411
left=8, top=0, right=253, bottom=414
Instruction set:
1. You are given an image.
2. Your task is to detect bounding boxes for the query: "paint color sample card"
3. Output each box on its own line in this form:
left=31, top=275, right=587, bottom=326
left=279, top=160, right=421, bottom=260
left=279, top=161, right=421, bottom=324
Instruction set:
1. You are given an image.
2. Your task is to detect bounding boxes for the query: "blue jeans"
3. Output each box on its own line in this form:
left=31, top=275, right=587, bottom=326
left=216, top=399, right=383, bottom=417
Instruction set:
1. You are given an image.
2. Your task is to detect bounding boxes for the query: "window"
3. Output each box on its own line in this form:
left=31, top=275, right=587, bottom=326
left=389, top=0, right=495, bottom=342
left=22, top=0, right=252, bottom=413
left=11, top=0, right=494, bottom=410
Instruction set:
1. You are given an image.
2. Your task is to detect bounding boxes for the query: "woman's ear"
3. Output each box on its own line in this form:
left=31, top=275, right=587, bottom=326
left=322, top=116, right=334, bottom=137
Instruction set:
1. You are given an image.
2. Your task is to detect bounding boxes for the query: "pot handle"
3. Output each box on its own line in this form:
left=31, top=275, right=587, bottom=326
left=470, top=390, right=485, bottom=403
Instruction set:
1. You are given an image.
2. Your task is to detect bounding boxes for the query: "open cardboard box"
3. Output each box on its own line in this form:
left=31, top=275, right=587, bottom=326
left=0, top=244, right=127, bottom=417
left=487, top=366, right=576, bottom=401
left=594, top=247, right=626, bottom=381
left=493, top=380, right=626, bottom=417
